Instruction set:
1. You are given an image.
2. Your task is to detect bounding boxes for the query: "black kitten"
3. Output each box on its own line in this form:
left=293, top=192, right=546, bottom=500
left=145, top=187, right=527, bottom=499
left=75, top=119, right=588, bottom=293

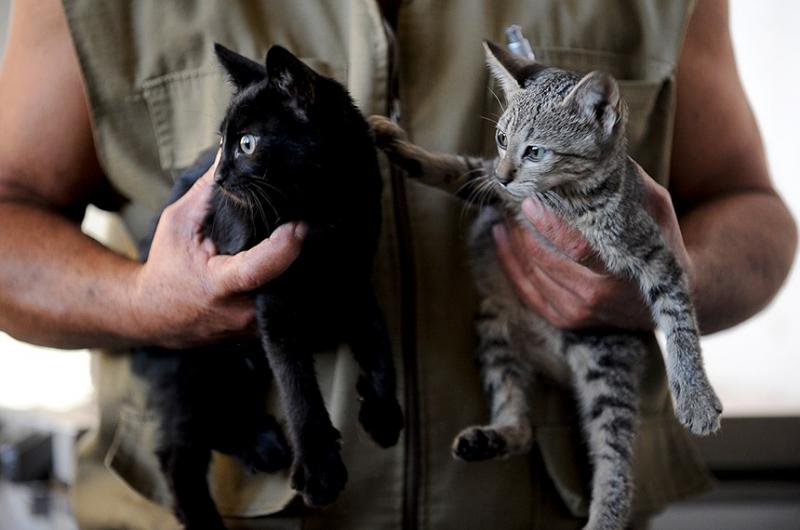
left=133, top=44, right=403, bottom=530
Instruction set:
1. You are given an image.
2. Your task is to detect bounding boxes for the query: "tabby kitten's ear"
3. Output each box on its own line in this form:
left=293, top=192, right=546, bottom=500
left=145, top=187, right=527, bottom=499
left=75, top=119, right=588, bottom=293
left=563, top=71, right=623, bottom=138
left=266, top=45, right=316, bottom=118
left=483, top=40, right=541, bottom=97
left=214, top=43, right=266, bottom=90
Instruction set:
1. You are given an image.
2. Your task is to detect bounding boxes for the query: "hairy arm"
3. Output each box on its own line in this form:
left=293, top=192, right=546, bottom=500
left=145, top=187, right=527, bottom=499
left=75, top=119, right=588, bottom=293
left=0, top=0, right=304, bottom=350
left=496, top=0, right=796, bottom=334
left=669, top=0, right=796, bottom=332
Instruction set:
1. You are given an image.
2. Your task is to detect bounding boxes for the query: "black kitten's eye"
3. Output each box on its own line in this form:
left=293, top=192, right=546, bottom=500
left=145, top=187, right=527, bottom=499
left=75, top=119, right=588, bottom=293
left=523, top=145, right=547, bottom=161
left=239, top=134, right=257, bottom=156
left=496, top=130, right=507, bottom=150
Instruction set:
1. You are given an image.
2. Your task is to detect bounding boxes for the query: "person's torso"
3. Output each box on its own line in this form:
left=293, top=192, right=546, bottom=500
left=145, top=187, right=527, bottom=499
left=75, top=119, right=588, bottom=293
left=63, top=1, right=709, bottom=528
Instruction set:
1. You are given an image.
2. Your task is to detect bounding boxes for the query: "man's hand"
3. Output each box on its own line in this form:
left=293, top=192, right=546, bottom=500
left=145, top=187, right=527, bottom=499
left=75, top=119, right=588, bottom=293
left=493, top=163, right=691, bottom=331
left=130, top=157, right=306, bottom=349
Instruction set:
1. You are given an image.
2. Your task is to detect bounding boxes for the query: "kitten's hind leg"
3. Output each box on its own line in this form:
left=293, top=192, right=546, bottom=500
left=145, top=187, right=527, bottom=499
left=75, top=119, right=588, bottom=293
left=368, top=115, right=496, bottom=203
left=453, top=299, right=534, bottom=461
left=347, top=288, right=404, bottom=448
left=156, top=443, right=226, bottom=530
left=235, top=414, right=292, bottom=473
left=565, top=333, right=644, bottom=530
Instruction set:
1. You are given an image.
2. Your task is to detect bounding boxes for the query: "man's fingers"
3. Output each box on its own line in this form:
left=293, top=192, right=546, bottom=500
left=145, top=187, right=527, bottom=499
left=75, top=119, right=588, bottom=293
left=505, top=219, right=598, bottom=293
left=521, top=198, right=599, bottom=267
left=169, top=150, right=221, bottom=228
left=492, top=224, right=570, bottom=327
left=208, top=222, right=307, bottom=294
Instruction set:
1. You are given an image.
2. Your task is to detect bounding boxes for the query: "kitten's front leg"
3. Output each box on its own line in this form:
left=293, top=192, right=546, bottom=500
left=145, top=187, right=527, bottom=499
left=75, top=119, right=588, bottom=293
left=621, top=217, right=722, bottom=435
left=368, top=115, right=495, bottom=203
left=255, top=293, right=347, bottom=508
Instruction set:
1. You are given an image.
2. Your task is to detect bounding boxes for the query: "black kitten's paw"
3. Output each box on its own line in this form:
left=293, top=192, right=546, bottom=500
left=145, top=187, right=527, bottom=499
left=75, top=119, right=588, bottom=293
left=241, top=426, right=293, bottom=473
left=291, top=440, right=348, bottom=508
left=359, top=395, right=404, bottom=448
left=452, top=426, right=507, bottom=462
left=356, top=378, right=404, bottom=448
left=367, top=115, right=407, bottom=149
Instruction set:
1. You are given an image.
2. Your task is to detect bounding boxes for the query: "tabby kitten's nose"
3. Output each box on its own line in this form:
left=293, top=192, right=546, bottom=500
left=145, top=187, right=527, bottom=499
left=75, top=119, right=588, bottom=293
left=496, top=161, right=516, bottom=185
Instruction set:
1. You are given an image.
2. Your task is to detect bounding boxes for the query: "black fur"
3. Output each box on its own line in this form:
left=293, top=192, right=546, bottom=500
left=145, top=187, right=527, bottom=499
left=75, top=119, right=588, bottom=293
left=133, top=44, right=403, bottom=529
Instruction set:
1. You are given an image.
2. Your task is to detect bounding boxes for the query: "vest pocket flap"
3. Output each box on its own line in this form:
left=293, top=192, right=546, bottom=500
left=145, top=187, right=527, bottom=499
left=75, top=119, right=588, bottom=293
left=536, top=416, right=713, bottom=518
left=141, top=59, right=346, bottom=173
left=104, top=404, right=299, bottom=518
left=616, top=79, right=667, bottom=155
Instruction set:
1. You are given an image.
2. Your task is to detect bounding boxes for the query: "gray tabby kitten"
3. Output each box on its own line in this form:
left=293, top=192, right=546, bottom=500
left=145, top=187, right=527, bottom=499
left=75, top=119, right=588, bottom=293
left=369, top=41, right=722, bottom=530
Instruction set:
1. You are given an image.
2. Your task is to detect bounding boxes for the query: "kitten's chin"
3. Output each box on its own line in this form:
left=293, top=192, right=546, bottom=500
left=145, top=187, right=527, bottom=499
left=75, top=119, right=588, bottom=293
left=215, top=184, right=252, bottom=209
left=505, top=181, right=549, bottom=199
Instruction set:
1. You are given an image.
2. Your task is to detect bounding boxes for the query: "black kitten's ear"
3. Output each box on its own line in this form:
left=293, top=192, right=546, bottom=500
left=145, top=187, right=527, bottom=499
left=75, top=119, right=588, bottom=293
left=563, top=71, right=623, bottom=137
left=214, top=43, right=266, bottom=90
left=266, top=45, right=316, bottom=117
left=483, top=40, right=544, bottom=97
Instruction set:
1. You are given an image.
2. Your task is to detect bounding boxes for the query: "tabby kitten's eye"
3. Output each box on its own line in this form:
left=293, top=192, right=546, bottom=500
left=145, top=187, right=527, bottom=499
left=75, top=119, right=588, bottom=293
left=496, top=130, right=507, bottom=150
left=523, top=145, right=547, bottom=161
left=239, top=134, right=257, bottom=156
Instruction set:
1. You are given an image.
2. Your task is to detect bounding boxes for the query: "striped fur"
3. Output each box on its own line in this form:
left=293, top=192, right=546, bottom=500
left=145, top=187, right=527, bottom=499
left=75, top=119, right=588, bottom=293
left=368, top=42, right=721, bottom=530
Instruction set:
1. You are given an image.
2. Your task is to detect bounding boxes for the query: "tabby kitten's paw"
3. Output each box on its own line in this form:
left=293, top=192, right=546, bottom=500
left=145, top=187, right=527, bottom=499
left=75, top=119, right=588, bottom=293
left=291, top=439, right=348, bottom=508
left=356, top=377, right=404, bottom=447
left=673, top=379, right=723, bottom=436
left=452, top=426, right=508, bottom=461
left=367, top=115, right=407, bottom=148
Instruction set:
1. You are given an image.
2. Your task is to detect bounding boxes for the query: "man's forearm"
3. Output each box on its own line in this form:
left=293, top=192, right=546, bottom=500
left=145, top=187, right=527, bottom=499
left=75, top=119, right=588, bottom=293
left=681, top=190, right=797, bottom=334
left=0, top=202, right=143, bottom=349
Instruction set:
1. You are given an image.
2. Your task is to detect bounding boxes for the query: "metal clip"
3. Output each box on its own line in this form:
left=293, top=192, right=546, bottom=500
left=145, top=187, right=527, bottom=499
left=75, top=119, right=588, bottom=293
left=505, top=25, right=536, bottom=61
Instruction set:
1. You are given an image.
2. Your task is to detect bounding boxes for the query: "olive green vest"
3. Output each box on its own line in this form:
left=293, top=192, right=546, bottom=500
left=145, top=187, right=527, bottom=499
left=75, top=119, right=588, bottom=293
left=63, top=1, right=710, bottom=529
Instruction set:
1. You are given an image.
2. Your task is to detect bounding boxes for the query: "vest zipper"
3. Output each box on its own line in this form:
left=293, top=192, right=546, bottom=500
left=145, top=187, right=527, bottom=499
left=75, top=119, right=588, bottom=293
left=391, top=164, right=420, bottom=530
left=379, top=6, right=421, bottom=529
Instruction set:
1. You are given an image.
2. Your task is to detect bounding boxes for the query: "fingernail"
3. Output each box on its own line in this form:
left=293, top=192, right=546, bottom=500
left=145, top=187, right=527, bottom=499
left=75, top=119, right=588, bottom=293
left=293, top=222, right=308, bottom=241
left=522, top=198, right=543, bottom=221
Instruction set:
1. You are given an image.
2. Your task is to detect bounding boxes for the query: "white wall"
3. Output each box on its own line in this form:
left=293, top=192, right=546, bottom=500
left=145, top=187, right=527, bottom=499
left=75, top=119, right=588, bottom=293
left=701, top=0, right=800, bottom=416
left=0, top=1, right=797, bottom=416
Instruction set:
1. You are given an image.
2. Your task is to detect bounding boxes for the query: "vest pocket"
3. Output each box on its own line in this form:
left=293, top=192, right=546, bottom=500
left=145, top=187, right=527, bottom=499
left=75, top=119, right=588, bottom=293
left=141, top=59, right=346, bottom=174
left=104, top=403, right=300, bottom=519
left=141, top=68, right=230, bottom=173
left=536, top=415, right=713, bottom=518
left=104, top=405, right=173, bottom=506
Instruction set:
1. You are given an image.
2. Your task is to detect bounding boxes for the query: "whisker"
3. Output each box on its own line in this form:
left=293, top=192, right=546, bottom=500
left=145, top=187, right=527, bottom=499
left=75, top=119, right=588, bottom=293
left=248, top=184, right=280, bottom=222
left=488, top=86, right=506, bottom=112
left=459, top=174, right=495, bottom=227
